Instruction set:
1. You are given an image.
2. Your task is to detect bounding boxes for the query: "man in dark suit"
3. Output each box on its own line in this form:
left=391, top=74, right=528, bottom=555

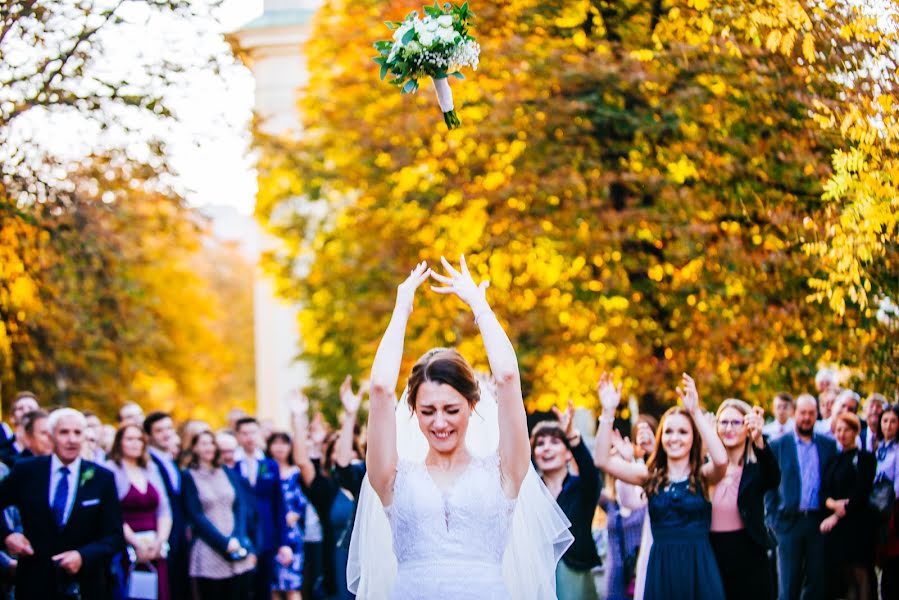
left=0, top=408, right=124, bottom=599
left=144, top=411, right=188, bottom=599
left=766, top=393, right=838, bottom=600
left=234, top=416, right=292, bottom=599
left=13, top=409, right=53, bottom=464
left=0, top=392, right=40, bottom=466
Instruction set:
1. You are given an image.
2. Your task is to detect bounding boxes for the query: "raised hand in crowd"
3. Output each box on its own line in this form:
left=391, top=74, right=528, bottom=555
left=746, top=406, right=766, bottom=448
left=677, top=373, right=728, bottom=483
left=551, top=399, right=581, bottom=447
left=610, top=429, right=635, bottom=463
left=335, top=376, right=366, bottom=468
left=634, top=421, right=655, bottom=459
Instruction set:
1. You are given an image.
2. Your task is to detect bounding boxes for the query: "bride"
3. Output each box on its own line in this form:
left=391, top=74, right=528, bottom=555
left=347, top=257, right=572, bottom=599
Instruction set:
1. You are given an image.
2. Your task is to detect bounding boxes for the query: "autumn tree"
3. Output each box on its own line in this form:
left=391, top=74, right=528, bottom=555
left=256, top=0, right=899, bottom=413
left=1, top=0, right=255, bottom=420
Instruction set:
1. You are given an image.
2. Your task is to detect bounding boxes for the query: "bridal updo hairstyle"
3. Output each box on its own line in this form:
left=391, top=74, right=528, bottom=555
left=406, top=348, right=480, bottom=411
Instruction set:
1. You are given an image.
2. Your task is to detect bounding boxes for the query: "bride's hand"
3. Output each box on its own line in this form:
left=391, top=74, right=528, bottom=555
left=430, top=255, right=490, bottom=313
left=395, top=261, right=431, bottom=316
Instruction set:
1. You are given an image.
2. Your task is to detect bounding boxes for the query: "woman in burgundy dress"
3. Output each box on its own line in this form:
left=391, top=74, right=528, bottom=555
left=107, top=423, right=173, bottom=600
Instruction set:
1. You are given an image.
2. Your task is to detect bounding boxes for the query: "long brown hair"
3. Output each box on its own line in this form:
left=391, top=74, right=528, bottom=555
left=109, top=423, right=150, bottom=468
left=406, top=348, right=479, bottom=411
left=644, top=407, right=706, bottom=498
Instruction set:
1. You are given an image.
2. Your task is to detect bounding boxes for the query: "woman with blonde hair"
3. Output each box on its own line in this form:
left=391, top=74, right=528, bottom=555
left=709, top=399, right=780, bottom=600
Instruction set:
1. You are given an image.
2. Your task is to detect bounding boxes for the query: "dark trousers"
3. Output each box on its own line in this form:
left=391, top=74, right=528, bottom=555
left=881, top=555, right=899, bottom=600
left=253, top=549, right=276, bottom=599
left=194, top=573, right=251, bottom=600
left=774, top=514, right=828, bottom=600
left=166, top=544, right=189, bottom=599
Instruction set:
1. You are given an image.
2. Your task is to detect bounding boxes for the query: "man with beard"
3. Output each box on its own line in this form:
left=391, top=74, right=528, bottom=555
left=766, top=394, right=838, bottom=600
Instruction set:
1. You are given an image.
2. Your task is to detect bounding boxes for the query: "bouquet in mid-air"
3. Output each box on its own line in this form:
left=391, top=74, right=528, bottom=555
left=374, top=2, right=480, bottom=129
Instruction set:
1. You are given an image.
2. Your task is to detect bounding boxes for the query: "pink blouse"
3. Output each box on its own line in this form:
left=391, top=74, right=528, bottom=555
left=711, top=464, right=745, bottom=532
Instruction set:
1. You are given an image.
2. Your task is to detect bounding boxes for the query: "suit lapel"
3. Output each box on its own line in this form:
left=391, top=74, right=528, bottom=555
left=38, top=457, right=55, bottom=521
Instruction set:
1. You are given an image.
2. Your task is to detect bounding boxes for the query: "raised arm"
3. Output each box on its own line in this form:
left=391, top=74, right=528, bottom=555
left=593, top=373, right=649, bottom=486
left=335, top=376, right=364, bottom=468
left=289, top=393, right=317, bottom=488
left=431, top=255, right=529, bottom=496
left=368, top=262, right=431, bottom=503
left=679, top=374, right=727, bottom=484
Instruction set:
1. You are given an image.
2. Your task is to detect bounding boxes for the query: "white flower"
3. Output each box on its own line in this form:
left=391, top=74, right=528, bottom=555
left=437, top=27, right=457, bottom=44
left=393, top=23, right=411, bottom=42
left=405, top=40, right=422, bottom=54
left=419, top=31, right=435, bottom=47
left=437, top=15, right=454, bottom=28
left=424, top=16, right=439, bottom=32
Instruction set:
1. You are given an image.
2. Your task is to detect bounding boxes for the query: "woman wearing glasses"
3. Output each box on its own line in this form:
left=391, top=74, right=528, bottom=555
left=710, top=399, right=781, bottom=600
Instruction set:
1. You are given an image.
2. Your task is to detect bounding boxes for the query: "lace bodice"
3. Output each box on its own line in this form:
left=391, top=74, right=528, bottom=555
left=387, top=453, right=516, bottom=566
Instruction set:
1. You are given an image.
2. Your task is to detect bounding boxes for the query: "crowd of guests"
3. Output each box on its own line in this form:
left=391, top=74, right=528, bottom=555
left=0, top=362, right=895, bottom=600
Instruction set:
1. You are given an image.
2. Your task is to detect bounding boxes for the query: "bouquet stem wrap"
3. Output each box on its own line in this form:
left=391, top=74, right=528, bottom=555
left=433, top=77, right=461, bottom=129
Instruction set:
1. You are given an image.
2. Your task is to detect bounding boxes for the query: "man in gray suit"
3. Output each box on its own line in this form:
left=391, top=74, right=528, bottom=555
left=766, top=394, right=838, bottom=600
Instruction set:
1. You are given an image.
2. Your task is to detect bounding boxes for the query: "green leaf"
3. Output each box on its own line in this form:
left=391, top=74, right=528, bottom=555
left=451, top=71, right=465, bottom=80
left=403, top=79, right=418, bottom=93
left=384, top=21, right=396, bottom=30
left=380, top=63, right=389, bottom=80
left=402, top=28, right=415, bottom=44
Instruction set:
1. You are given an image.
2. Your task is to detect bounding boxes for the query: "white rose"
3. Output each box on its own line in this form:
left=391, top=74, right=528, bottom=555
left=437, top=27, right=457, bottom=44
left=437, top=15, right=454, bottom=28
left=419, top=31, right=435, bottom=47
left=393, top=24, right=410, bottom=42
left=405, top=40, right=422, bottom=54
left=425, top=18, right=439, bottom=32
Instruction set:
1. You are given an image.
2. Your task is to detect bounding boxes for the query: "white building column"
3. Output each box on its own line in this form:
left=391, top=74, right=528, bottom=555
left=228, top=1, right=319, bottom=427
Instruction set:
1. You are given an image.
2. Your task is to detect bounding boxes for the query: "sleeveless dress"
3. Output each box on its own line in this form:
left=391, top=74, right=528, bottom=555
left=121, top=482, right=170, bottom=600
left=274, top=470, right=307, bottom=592
left=643, top=479, right=724, bottom=600
left=385, top=454, right=516, bottom=599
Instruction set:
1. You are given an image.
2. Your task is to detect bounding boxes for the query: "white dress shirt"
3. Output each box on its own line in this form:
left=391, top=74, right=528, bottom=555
left=49, top=454, right=81, bottom=525
left=762, top=418, right=795, bottom=441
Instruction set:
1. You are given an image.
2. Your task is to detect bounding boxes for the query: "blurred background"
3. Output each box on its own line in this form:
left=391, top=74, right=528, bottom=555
left=1, top=0, right=896, bottom=426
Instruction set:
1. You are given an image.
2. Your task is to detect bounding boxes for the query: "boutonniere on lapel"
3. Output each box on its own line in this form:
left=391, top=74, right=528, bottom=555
left=80, top=466, right=96, bottom=488
left=259, top=461, right=270, bottom=477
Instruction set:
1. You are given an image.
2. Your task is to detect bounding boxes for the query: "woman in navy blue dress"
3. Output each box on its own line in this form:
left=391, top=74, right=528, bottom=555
left=595, top=372, right=728, bottom=600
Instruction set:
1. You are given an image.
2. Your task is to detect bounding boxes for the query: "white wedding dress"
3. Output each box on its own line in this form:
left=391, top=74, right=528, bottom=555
left=387, top=454, right=515, bottom=599
left=347, top=381, right=574, bottom=600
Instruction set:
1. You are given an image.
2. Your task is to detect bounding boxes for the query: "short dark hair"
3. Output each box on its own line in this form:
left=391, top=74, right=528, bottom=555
left=773, top=392, right=794, bottom=406
left=235, top=417, right=259, bottom=432
left=530, top=420, right=571, bottom=452
left=143, top=411, right=171, bottom=436
left=23, top=410, right=48, bottom=435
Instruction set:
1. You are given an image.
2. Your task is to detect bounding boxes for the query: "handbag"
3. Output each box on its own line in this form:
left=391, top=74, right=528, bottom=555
left=126, top=562, right=158, bottom=600
left=870, top=473, right=896, bottom=517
